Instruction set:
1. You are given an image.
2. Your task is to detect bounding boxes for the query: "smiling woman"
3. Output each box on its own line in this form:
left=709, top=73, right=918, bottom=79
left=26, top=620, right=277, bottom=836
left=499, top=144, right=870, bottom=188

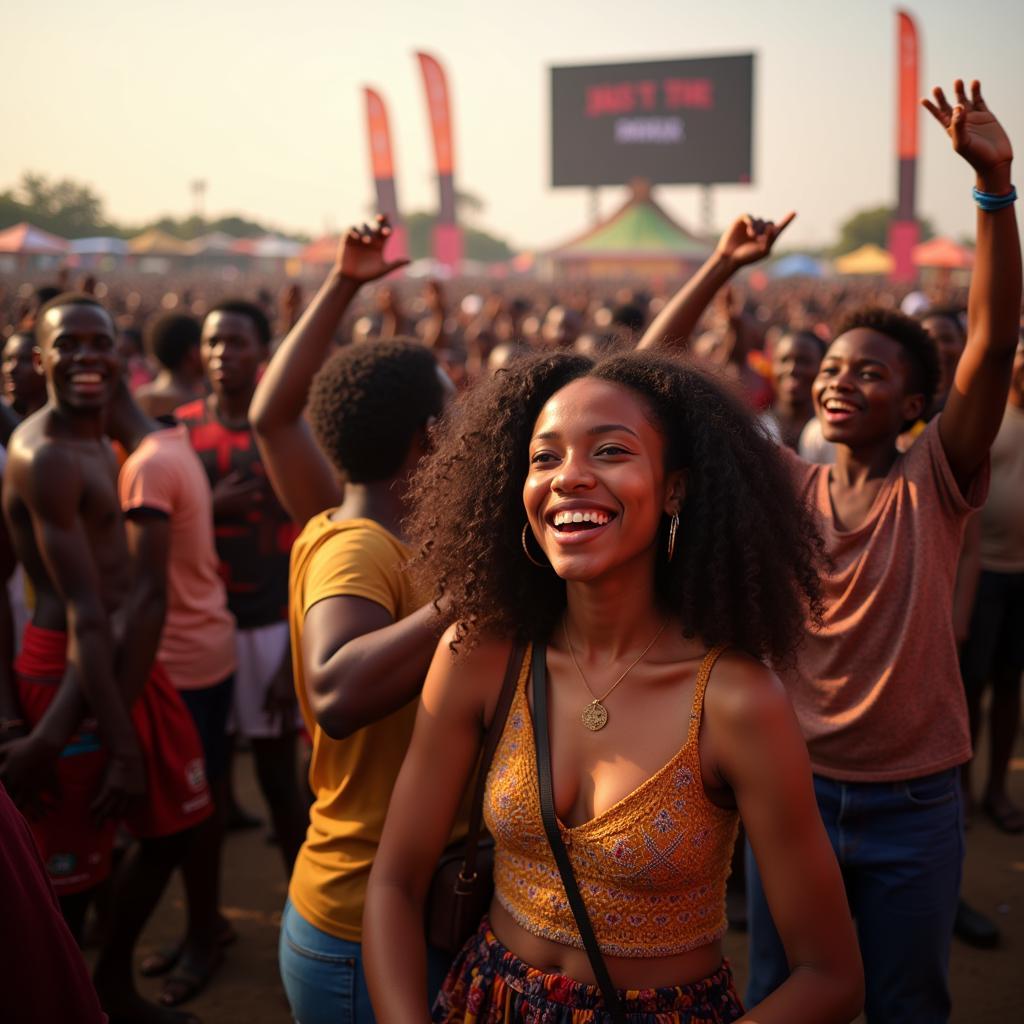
left=406, top=351, right=824, bottom=659
left=363, top=350, right=865, bottom=1024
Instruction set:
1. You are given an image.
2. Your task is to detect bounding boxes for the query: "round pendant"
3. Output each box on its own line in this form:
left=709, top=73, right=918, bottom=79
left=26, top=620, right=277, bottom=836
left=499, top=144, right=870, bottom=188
left=581, top=700, right=609, bottom=731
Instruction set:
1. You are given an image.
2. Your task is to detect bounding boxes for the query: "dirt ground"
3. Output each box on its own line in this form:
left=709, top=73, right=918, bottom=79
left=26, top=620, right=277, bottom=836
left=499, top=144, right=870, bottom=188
left=125, top=736, right=1024, bottom=1023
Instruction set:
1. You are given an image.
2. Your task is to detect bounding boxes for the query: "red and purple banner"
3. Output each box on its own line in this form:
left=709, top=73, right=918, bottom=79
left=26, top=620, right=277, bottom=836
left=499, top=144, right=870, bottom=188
left=363, top=88, right=407, bottom=263
left=888, top=10, right=920, bottom=283
left=416, top=52, right=462, bottom=272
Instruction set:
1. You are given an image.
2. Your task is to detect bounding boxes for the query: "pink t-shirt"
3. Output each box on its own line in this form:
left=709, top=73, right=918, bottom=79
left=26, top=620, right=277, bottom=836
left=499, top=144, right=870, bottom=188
left=118, top=425, right=236, bottom=689
left=777, top=418, right=989, bottom=782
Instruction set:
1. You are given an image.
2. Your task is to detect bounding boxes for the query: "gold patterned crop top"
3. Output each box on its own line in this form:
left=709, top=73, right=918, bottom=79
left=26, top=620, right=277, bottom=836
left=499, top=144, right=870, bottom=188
left=484, top=644, right=739, bottom=959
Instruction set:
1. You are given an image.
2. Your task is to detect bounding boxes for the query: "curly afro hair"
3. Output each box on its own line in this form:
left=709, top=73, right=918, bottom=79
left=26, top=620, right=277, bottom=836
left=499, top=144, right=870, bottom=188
left=832, top=307, right=940, bottom=423
left=406, top=350, right=825, bottom=665
left=309, top=340, right=444, bottom=483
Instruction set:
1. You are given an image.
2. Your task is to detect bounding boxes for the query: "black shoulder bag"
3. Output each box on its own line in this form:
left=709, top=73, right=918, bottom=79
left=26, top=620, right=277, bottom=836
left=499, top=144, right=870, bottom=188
left=532, top=643, right=627, bottom=1024
left=426, top=640, right=526, bottom=954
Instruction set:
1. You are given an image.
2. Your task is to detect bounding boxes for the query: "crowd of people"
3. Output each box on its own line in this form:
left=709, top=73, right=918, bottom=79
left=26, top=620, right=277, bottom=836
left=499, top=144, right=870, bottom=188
left=0, top=78, right=1021, bottom=1024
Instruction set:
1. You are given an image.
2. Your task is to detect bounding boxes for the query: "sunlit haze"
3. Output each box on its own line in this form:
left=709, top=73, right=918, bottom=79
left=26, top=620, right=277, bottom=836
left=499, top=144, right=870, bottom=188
left=3, top=0, right=1023, bottom=250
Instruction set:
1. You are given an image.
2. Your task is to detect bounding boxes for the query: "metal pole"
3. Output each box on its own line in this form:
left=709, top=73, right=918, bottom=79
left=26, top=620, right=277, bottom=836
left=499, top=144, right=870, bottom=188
left=700, top=184, right=713, bottom=237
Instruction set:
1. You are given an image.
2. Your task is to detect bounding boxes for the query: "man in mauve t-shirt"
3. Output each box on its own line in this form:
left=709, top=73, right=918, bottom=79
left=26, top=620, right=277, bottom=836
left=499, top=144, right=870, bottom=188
left=639, top=80, right=1020, bottom=1023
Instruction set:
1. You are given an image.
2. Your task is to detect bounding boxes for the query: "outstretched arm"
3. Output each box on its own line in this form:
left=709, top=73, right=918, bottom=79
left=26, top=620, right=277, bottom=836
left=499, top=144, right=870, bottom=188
left=250, top=216, right=408, bottom=526
left=637, top=212, right=794, bottom=352
left=926, top=79, right=1021, bottom=491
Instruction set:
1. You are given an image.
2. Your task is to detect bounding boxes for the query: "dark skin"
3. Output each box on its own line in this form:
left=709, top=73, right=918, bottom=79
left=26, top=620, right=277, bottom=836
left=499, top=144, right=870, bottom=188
left=823, top=80, right=1019, bottom=525
left=134, top=346, right=206, bottom=419
left=964, top=339, right=1024, bottom=831
left=921, top=314, right=966, bottom=407
left=364, top=379, right=862, bottom=1023
left=250, top=217, right=454, bottom=740
left=195, top=307, right=306, bottom=871
left=2, top=331, right=47, bottom=418
left=769, top=333, right=822, bottom=450
left=0, top=399, right=19, bottom=447
left=638, top=79, right=1020, bottom=518
left=0, top=304, right=144, bottom=817
left=0, top=307, right=199, bottom=1024
left=0, top=502, right=29, bottom=799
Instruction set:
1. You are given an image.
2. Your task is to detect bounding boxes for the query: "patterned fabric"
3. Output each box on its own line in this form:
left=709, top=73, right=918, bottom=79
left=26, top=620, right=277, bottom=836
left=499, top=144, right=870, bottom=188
left=485, top=645, right=739, bottom=958
left=176, top=398, right=299, bottom=629
left=432, top=918, right=744, bottom=1023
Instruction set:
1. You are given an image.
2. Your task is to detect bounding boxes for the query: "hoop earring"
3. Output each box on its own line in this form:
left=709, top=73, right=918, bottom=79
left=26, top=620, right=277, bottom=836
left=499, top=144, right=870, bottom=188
left=667, top=512, right=680, bottom=562
left=521, top=523, right=548, bottom=568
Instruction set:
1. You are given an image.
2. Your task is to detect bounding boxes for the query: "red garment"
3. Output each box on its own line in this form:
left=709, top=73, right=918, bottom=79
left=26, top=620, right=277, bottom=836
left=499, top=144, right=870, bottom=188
left=0, top=784, right=107, bottom=1022
left=14, top=624, right=213, bottom=895
left=176, top=399, right=299, bottom=629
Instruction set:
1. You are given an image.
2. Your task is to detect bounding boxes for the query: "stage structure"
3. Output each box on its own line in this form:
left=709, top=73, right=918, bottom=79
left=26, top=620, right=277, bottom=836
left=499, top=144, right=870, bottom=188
left=548, top=180, right=711, bottom=281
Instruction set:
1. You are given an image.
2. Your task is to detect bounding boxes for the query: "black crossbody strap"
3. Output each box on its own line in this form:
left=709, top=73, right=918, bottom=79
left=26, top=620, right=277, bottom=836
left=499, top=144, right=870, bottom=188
left=455, top=640, right=526, bottom=894
left=532, top=644, right=626, bottom=1023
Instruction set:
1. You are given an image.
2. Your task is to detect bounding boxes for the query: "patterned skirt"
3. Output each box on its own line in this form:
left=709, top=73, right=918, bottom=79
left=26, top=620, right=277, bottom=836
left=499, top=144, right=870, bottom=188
left=432, top=918, right=745, bottom=1023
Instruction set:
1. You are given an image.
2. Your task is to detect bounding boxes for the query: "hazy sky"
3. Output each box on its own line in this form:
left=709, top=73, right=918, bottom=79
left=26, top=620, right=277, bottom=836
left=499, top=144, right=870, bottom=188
left=4, top=0, right=1023, bottom=251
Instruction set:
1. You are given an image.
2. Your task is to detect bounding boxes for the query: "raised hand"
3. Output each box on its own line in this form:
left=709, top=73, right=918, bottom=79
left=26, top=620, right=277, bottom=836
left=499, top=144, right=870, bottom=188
left=336, top=214, right=410, bottom=284
left=715, top=212, right=796, bottom=270
left=923, top=80, right=1013, bottom=186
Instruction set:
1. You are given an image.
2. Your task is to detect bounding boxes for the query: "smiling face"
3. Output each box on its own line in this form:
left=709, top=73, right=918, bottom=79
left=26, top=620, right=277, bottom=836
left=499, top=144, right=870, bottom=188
left=36, top=302, right=120, bottom=414
left=200, top=311, right=264, bottom=397
left=524, top=377, right=683, bottom=582
left=813, top=328, right=924, bottom=446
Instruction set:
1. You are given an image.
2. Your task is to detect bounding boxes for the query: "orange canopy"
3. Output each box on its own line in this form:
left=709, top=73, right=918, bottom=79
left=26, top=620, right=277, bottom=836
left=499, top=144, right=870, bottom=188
left=912, top=236, right=974, bottom=270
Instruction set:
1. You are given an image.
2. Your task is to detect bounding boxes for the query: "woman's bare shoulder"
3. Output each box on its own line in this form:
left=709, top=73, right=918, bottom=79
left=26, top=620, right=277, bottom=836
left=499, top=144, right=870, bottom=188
left=424, top=624, right=524, bottom=720
left=702, top=649, right=793, bottom=735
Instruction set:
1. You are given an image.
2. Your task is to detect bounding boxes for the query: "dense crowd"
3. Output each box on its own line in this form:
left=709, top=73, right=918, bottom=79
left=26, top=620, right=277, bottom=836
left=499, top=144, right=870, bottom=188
left=0, top=78, right=1021, bottom=1024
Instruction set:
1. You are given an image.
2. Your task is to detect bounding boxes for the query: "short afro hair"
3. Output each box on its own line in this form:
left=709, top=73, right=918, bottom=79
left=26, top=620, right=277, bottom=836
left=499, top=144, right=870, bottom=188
left=35, top=292, right=113, bottom=344
left=207, top=299, right=271, bottom=348
left=144, top=312, right=201, bottom=371
left=918, top=306, right=966, bottom=341
left=308, top=340, right=444, bottom=483
left=832, top=307, right=940, bottom=419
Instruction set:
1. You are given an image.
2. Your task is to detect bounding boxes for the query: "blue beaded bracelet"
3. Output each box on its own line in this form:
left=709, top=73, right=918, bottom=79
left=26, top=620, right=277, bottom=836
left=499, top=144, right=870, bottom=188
left=972, top=185, right=1017, bottom=212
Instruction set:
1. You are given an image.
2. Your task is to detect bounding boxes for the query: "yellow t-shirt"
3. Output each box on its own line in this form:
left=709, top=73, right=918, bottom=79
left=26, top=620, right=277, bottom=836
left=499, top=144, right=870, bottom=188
left=286, top=514, right=424, bottom=941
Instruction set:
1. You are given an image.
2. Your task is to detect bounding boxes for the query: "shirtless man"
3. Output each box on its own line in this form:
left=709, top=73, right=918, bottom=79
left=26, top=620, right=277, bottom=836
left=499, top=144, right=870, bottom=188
left=0, top=292, right=211, bottom=1024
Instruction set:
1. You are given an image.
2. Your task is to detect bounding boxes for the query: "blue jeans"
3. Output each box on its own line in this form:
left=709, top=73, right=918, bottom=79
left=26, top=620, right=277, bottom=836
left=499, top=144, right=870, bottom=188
left=746, top=768, right=964, bottom=1023
left=279, top=898, right=452, bottom=1024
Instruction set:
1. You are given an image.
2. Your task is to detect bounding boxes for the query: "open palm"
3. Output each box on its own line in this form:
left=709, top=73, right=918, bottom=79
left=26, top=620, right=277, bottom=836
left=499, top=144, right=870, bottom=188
left=923, top=79, right=1013, bottom=175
